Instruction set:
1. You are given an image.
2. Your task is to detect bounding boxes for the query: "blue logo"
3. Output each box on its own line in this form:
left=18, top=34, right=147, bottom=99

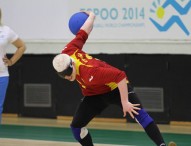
left=149, top=0, right=191, bottom=36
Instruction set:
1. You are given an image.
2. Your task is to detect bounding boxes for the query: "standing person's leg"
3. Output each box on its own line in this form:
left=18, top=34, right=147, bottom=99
left=70, top=95, right=108, bottom=146
left=0, top=76, right=9, bottom=124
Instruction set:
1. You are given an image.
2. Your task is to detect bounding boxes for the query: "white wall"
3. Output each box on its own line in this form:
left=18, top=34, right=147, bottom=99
left=1, top=0, right=191, bottom=54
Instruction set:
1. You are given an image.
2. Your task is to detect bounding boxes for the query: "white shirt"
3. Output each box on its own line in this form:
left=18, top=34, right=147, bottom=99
left=0, top=25, right=18, bottom=77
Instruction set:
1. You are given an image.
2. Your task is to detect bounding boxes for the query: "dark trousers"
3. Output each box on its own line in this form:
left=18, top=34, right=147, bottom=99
left=71, top=84, right=142, bottom=127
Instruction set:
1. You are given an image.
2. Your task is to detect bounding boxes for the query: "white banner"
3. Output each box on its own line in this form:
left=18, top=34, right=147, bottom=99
left=1, top=0, right=191, bottom=40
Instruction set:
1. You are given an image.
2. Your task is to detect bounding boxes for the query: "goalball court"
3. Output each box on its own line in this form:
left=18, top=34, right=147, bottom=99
left=0, top=117, right=190, bottom=146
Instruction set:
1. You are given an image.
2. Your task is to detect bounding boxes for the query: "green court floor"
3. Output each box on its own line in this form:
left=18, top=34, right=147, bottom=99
left=0, top=124, right=190, bottom=146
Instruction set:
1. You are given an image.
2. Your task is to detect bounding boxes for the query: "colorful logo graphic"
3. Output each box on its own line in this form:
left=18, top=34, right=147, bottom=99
left=149, top=0, right=191, bottom=36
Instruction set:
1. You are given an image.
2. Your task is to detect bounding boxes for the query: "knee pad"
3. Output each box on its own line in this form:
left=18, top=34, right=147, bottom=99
left=70, top=126, right=88, bottom=142
left=135, top=109, right=153, bottom=128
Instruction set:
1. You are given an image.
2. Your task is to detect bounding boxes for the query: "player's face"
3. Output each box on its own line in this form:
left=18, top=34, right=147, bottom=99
left=64, top=62, right=76, bottom=81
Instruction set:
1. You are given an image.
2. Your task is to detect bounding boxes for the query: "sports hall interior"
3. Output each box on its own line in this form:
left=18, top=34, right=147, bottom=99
left=1, top=1, right=191, bottom=146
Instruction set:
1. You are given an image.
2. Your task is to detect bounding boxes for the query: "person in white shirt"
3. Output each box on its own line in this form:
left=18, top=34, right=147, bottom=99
left=0, top=8, right=26, bottom=123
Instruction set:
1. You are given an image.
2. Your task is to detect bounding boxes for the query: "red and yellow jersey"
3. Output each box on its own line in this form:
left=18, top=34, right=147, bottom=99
left=62, top=30, right=128, bottom=96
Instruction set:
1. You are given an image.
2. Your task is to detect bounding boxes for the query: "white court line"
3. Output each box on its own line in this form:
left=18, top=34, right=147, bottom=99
left=0, top=138, right=136, bottom=146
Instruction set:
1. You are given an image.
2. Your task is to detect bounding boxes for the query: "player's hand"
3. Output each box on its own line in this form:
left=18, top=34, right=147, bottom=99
left=122, top=101, right=140, bottom=119
left=80, top=10, right=94, bottom=16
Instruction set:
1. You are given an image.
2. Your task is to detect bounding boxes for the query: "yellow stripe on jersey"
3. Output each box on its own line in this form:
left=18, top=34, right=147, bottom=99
left=76, top=80, right=86, bottom=89
left=106, top=82, right=118, bottom=90
left=106, top=80, right=129, bottom=91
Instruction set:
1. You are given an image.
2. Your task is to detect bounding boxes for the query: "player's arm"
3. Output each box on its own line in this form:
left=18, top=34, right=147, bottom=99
left=80, top=11, right=95, bottom=35
left=63, top=11, right=95, bottom=53
left=94, top=64, right=141, bottom=119
left=117, top=78, right=140, bottom=119
left=94, top=67, right=140, bottom=119
left=92, top=66, right=132, bottom=115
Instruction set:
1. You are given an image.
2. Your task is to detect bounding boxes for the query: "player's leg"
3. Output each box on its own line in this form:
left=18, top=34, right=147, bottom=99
left=70, top=95, right=108, bottom=146
left=128, top=84, right=167, bottom=146
left=0, top=76, right=9, bottom=123
left=110, top=84, right=167, bottom=146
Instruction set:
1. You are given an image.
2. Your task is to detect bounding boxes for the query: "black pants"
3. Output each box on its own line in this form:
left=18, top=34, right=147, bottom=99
left=71, top=84, right=142, bottom=127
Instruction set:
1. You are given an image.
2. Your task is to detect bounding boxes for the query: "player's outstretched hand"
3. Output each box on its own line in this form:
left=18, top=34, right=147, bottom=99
left=122, top=102, right=140, bottom=119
